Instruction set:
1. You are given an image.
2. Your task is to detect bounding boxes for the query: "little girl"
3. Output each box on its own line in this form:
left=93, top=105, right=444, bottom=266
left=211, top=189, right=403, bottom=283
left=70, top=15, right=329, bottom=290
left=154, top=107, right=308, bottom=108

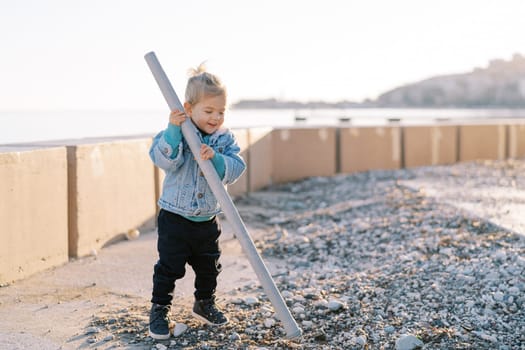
left=148, top=64, right=246, bottom=339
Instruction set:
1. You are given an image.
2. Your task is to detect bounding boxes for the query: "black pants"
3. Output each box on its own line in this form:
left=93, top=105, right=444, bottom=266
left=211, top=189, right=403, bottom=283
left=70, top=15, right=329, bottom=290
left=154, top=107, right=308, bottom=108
left=151, top=209, right=222, bottom=305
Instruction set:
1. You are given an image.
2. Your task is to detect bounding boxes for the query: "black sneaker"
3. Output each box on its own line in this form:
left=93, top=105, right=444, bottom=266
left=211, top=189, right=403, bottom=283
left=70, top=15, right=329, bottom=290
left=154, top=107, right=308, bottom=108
left=192, top=297, right=228, bottom=326
left=149, top=303, right=173, bottom=339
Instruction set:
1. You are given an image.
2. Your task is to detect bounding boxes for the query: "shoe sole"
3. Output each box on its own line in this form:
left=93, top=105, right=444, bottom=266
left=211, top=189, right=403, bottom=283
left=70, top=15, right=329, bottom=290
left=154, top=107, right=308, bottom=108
left=148, top=329, right=171, bottom=340
left=191, top=311, right=228, bottom=326
left=148, top=321, right=175, bottom=340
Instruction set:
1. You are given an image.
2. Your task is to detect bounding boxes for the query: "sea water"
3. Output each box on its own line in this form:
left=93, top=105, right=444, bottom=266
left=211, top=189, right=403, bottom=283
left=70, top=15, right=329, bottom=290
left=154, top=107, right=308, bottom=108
left=1, top=108, right=525, bottom=145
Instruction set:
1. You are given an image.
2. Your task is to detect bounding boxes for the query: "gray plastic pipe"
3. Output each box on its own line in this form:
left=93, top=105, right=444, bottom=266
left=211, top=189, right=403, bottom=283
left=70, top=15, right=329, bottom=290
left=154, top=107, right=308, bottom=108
left=144, top=51, right=302, bottom=339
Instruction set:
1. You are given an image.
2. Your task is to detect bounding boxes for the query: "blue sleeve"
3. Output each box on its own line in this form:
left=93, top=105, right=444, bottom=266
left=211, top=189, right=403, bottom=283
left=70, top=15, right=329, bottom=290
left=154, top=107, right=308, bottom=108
left=219, top=132, right=246, bottom=185
left=211, top=153, right=226, bottom=179
left=149, top=130, right=185, bottom=172
left=163, top=124, right=182, bottom=159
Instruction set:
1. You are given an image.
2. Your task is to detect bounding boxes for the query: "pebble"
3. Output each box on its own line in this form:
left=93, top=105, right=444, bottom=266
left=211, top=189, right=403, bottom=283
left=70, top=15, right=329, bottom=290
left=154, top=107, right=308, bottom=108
left=263, top=318, right=276, bottom=328
left=472, top=331, right=498, bottom=343
left=85, top=326, right=99, bottom=335
left=281, top=290, right=293, bottom=298
left=508, top=286, right=520, bottom=296
left=301, top=320, right=313, bottom=329
left=327, top=299, right=344, bottom=311
left=395, top=334, right=424, bottom=350
left=355, top=335, right=367, bottom=346
left=384, top=325, right=395, bottom=334
left=244, top=296, right=259, bottom=305
left=493, top=291, right=504, bottom=302
left=494, top=250, right=506, bottom=261
left=229, top=332, right=241, bottom=341
left=125, top=228, right=140, bottom=240
left=173, top=323, right=188, bottom=337
left=292, top=306, right=305, bottom=318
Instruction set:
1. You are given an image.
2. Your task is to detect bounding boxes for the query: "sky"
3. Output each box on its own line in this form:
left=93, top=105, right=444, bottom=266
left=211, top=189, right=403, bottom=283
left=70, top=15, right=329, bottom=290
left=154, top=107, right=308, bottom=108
left=1, top=0, right=525, bottom=110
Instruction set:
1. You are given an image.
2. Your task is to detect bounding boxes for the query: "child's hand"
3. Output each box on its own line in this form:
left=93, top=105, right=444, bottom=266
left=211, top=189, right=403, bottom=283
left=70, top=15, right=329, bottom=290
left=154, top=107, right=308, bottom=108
left=200, top=144, right=215, bottom=160
left=169, top=109, right=187, bottom=126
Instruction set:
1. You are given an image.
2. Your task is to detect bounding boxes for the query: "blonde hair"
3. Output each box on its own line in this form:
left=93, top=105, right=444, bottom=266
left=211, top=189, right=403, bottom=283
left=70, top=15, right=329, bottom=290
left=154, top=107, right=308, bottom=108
left=185, top=62, right=226, bottom=105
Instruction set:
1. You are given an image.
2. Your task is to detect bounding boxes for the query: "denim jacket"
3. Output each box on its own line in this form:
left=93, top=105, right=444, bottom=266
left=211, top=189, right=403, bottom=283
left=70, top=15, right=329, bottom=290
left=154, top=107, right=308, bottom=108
left=150, top=127, right=246, bottom=217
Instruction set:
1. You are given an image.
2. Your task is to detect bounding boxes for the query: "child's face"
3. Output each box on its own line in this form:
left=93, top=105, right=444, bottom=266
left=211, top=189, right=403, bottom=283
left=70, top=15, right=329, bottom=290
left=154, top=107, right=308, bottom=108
left=185, top=94, right=226, bottom=135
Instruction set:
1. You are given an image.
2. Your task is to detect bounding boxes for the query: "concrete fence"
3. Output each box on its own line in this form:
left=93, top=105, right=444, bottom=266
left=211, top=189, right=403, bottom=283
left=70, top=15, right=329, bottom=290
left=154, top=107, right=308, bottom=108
left=1, top=122, right=525, bottom=284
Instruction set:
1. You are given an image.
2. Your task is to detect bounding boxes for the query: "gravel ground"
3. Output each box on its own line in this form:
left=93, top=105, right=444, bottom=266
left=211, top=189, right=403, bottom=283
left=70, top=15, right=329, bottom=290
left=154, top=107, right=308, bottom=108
left=84, top=160, right=524, bottom=349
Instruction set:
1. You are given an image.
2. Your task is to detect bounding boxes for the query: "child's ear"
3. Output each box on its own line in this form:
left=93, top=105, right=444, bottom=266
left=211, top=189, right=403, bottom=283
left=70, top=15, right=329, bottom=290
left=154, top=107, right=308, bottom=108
left=183, top=102, right=192, bottom=116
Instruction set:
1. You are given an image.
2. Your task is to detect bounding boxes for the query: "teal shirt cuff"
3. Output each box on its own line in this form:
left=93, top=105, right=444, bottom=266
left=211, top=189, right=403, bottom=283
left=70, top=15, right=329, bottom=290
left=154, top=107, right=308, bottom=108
left=211, top=153, right=226, bottom=179
left=163, top=124, right=182, bottom=159
left=184, top=214, right=215, bottom=222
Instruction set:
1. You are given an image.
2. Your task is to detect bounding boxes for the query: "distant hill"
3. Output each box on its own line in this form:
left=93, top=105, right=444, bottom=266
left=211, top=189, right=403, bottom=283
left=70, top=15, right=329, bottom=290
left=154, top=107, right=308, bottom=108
left=375, top=53, right=525, bottom=108
left=232, top=53, right=525, bottom=109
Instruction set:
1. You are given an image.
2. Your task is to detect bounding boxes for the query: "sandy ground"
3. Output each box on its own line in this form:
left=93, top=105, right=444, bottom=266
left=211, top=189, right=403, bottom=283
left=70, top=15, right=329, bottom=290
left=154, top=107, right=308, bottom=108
left=0, top=219, right=268, bottom=350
